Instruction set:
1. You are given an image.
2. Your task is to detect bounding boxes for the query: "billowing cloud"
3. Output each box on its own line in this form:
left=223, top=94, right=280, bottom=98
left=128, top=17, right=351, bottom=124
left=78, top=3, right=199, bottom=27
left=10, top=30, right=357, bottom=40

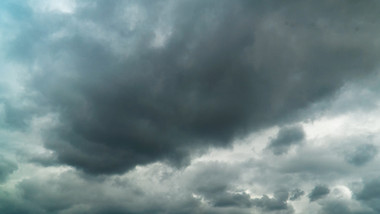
left=4, top=0, right=378, bottom=175
left=1, top=1, right=380, bottom=214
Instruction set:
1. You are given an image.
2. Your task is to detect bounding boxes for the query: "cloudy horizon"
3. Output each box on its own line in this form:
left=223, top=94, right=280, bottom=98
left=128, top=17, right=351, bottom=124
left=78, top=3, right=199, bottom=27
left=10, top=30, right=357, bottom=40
left=1, top=0, right=380, bottom=213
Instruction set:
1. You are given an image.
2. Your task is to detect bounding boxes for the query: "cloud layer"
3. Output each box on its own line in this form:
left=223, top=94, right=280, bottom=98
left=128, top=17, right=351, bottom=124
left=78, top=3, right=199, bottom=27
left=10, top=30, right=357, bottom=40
left=0, top=0, right=380, bottom=214
left=3, top=0, right=378, bottom=174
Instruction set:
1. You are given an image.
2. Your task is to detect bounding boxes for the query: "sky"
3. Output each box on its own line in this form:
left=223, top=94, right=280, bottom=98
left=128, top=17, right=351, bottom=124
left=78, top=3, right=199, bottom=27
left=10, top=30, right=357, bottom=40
left=1, top=0, right=380, bottom=213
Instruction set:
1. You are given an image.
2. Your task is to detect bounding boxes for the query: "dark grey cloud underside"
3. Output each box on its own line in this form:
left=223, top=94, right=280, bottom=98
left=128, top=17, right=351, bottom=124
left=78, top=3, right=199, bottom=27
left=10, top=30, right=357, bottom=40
left=6, top=0, right=380, bottom=174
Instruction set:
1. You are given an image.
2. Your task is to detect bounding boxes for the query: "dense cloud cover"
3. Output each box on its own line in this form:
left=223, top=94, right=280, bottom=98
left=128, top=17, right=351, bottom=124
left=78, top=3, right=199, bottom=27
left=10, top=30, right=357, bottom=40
left=1, top=0, right=380, bottom=214
left=4, top=0, right=379, bottom=175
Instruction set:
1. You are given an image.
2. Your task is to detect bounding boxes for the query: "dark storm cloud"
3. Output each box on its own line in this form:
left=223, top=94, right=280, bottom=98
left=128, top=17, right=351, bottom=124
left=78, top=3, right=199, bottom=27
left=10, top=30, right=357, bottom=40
left=0, top=156, right=17, bottom=183
left=6, top=0, right=380, bottom=174
left=345, top=144, right=378, bottom=166
left=309, top=185, right=330, bottom=202
left=267, top=125, right=305, bottom=155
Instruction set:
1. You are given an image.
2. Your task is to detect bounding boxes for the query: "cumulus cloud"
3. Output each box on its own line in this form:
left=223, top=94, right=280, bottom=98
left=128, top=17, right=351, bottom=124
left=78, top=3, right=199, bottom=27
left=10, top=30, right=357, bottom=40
left=1, top=0, right=380, bottom=214
left=4, top=0, right=377, bottom=175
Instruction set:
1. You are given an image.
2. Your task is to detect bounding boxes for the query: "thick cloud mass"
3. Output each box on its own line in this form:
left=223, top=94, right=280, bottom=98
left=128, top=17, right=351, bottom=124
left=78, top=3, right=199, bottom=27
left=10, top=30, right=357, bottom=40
left=13, top=0, right=378, bottom=174
left=2, top=1, right=380, bottom=214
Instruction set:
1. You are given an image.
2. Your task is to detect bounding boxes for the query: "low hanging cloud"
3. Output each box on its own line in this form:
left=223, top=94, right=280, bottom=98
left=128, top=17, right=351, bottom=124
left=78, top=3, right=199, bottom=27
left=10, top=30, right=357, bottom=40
left=4, top=1, right=380, bottom=176
left=2, top=1, right=380, bottom=214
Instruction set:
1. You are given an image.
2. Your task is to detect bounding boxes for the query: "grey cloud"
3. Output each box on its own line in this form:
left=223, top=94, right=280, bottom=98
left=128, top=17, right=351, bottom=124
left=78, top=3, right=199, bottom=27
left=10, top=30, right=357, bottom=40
left=0, top=192, right=38, bottom=214
left=17, top=169, right=201, bottom=214
left=252, top=195, right=287, bottom=211
left=185, top=162, right=294, bottom=212
left=309, top=185, right=330, bottom=202
left=189, top=162, right=240, bottom=197
left=289, top=188, right=304, bottom=201
left=356, top=179, right=380, bottom=213
left=320, top=200, right=375, bottom=214
left=0, top=156, right=17, bottom=183
left=6, top=0, right=380, bottom=176
left=186, top=162, right=248, bottom=209
left=28, top=155, right=59, bottom=167
left=213, top=192, right=252, bottom=208
left=356, top=179, right=380, bottom=201
left=278, top=151, right=349, bottom=177
left=10, top=162, right=280, bottom=214
left=345, top=144, right=378, bottom=166
left=251, top=189, right=294, bottom=213
left=267, top=126, right=305, bottom=155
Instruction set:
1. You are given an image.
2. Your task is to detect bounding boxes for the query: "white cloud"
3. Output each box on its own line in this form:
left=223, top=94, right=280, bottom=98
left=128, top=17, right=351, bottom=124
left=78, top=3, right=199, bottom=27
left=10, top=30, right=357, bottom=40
left=29, top=0, right=77, bottom=14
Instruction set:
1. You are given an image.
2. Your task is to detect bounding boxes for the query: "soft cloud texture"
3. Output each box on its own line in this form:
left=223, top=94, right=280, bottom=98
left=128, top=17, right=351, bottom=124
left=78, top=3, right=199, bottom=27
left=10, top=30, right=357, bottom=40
left=6, top=0, right=378, bottom=175
left=0, top=0, right=380, bottom=214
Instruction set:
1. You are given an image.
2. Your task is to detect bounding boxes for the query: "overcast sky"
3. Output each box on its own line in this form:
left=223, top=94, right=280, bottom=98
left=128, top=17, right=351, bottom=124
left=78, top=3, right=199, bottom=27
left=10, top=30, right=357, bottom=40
left=1, top=0, right=380, bottom=213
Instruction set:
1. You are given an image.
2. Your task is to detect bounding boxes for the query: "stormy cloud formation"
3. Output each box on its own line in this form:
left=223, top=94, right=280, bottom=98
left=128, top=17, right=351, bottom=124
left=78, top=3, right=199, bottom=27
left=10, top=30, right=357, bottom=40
left=1, top=0, right=380, bottom=213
